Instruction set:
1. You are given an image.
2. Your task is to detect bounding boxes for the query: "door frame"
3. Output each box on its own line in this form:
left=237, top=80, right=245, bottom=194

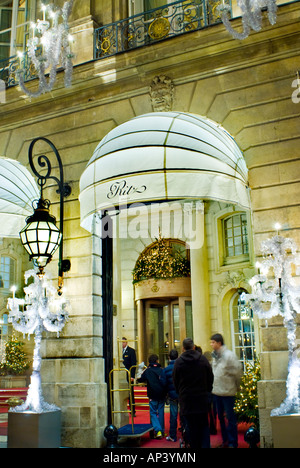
left=139, top=296, right=192, bottom=364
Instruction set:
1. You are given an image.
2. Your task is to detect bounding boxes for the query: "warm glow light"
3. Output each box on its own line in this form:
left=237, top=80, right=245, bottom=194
left=274, top=223, right=281, bottom=232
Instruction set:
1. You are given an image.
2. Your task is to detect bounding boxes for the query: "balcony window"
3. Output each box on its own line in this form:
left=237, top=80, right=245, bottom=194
left=0, top=0, right=37, bottom=86
left=0, top=0, right=36, bottom=60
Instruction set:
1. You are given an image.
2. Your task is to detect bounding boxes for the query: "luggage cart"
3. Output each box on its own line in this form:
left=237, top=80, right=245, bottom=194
left=108, top=367, right=153, bottom=442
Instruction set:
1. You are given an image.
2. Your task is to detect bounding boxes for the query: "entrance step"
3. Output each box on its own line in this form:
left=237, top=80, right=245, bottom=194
left=127, top=386, right=149, bottom=412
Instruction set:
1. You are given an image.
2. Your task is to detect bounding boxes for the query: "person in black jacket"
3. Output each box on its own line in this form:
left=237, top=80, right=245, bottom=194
left=137, top=354, right=166, bottom=438
left=122, top=337, right=137, bottom=415
left=160, top=349, right=179, bottom=442
left=173, top=337, right=214, bottom=449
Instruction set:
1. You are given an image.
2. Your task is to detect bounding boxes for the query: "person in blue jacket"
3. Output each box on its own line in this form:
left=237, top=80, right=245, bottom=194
left=160, top=349, right=179, bottom=442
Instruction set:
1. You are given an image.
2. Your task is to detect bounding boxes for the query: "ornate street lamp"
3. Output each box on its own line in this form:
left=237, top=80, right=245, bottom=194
left=19, top=137, right=71, bottom=294
left=19, top=197, right=62, bottom=272
left=6, top=138, right=71, bottom=443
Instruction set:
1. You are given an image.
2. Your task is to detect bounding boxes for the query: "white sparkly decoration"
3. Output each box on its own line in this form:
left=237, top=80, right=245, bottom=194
left=242, top=234, right=300, bottom=416
left=17, top=1, right=74, bottom=98
left=218, top=0, right=277, bottom=40
left=7, top=269, right=69, bottom=413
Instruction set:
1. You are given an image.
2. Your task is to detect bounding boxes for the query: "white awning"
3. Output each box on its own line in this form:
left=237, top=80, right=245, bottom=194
left=79, top=112, right=251, bottom=233
left=0, top=157, right=39, bottom=238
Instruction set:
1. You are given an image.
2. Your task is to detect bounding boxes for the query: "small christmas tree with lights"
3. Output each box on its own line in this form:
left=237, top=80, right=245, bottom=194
left=0, top=334, right=30, bottom=375
left=234, top=360, right=261, bottom=428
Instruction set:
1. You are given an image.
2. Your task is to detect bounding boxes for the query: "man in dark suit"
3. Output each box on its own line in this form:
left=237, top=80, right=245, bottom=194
left=122, top=337, right=137, bottom=416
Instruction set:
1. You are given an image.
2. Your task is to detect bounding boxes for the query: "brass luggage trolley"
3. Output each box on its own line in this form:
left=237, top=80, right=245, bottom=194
left=108, top=337, right=153, bottom=440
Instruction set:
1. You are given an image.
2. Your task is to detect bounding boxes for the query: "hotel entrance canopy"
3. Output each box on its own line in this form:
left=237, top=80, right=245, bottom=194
left=79, top=112, right=251, bottom=233
left=0, top=157, right=39, bottom=238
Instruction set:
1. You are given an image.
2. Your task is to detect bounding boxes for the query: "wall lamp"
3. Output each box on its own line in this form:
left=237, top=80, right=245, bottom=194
left=19, top=137, right=71, bottom=295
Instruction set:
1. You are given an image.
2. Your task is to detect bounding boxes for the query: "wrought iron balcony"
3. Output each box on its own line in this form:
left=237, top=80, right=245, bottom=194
left=0, top=55, right=20, bottom=88
left=94, top=0, right=232, bottom=59
left=0, top=50, right=38, bottom=89
left=0, top=0, right=230, bottom=88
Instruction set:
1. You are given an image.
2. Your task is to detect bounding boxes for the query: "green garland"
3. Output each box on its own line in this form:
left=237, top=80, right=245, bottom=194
left=133, top=237, right=190, bottom=283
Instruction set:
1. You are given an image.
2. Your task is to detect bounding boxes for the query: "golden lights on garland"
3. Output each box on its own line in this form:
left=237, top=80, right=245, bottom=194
left=133, top=236, right=190, bottom=283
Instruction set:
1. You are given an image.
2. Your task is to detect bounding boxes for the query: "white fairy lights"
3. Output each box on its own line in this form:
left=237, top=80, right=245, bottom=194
left=17, top=1, right=74, bottom=98
left=7, top=269, right=69, bottom=413
left=243, top=232, right=300, bottom=416
left=218, top=0, right=278, bottom=40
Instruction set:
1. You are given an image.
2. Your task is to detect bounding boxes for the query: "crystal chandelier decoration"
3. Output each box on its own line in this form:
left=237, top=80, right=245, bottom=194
left=17, top=0, right=74, bottom=98
left=242, top=230, right=300, bottom=416
left=7, top=269, right=69, bottom=413
left=218, top=0, right=278, bottom=40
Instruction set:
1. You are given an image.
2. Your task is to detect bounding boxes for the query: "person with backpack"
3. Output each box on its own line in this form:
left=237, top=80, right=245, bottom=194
left=137, top=354, right=166, bottom=439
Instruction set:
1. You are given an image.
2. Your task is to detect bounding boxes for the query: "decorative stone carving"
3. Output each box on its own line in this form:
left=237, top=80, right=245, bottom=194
left=217, top=270, right=246, bottom=293
left=150, top=75, right=174, bottom=112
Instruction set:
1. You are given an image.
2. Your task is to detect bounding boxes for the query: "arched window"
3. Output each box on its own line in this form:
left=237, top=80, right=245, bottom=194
left=0, top=255, right=16, bottom=290
left=231, top=291, right=257, bottom=368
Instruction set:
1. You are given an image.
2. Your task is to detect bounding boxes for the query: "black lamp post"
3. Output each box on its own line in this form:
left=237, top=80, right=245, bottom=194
left=19, top=137, right=71, bottom=294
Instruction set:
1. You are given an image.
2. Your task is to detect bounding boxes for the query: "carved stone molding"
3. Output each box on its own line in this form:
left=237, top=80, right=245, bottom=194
left=217, top=270, right=246, bottom=293
left=150, top=75, right=174, bottom=112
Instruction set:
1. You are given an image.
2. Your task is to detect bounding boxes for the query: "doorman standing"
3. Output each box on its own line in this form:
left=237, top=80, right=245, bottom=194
left=122, top=337, right=137, bottom=416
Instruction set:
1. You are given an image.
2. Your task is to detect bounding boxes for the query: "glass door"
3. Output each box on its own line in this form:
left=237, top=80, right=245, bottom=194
left=145, top=301, right=170, bottom=366
left=171, top=298, right=193, bottom=349
left=143, top=296, right=193, bottom=365
left=171, top=302, right=180, bottom=352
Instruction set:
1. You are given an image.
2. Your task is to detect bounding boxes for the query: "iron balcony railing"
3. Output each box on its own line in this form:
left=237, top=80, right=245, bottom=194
left=94, top=0, right=232, bottom=59
left=0, top=52, right=35, bottom=88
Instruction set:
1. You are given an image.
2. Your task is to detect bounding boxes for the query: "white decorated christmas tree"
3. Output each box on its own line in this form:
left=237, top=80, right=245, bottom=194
left=243, top=229, right=300, bottom=416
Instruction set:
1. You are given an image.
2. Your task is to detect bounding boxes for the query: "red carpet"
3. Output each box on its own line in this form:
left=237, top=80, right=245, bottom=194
left=0, top=387, right=252, bottom=447
left=126, top=387, right=252, bottom=449
left=128, top=411, right=251, bottom=448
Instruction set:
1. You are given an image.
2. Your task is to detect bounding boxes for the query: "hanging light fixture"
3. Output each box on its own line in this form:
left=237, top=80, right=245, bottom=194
left=218, top=0, right=277, bottom=40
left=19, top=137, right=71, bottom=294
left=17, top=0, right=74, bottom=98
left=20, top=198, right=62, bottom=273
